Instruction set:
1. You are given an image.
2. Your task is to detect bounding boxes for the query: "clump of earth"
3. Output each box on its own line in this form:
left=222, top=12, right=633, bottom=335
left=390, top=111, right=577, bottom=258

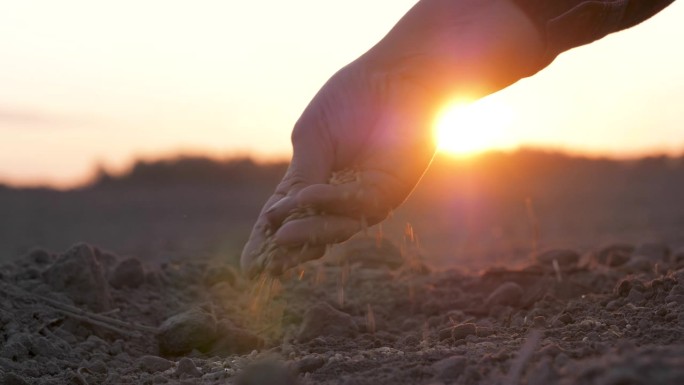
left=1, top=238, right=683, bottom=384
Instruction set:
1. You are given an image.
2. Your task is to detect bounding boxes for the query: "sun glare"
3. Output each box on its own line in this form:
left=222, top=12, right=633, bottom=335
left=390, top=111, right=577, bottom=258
left=434, top=98, right=514, bottom=157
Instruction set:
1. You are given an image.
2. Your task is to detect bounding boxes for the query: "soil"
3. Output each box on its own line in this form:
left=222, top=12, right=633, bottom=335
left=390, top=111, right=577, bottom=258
left=1, top=238, right=683, bottom=384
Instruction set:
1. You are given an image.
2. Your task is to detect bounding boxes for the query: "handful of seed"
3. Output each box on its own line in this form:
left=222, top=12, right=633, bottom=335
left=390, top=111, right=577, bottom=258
left=253, top=168, right=358, bottom=275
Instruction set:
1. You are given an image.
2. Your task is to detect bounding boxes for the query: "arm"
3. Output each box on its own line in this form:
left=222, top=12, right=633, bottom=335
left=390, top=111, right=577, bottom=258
left=241, top=0, right=676, bottom=277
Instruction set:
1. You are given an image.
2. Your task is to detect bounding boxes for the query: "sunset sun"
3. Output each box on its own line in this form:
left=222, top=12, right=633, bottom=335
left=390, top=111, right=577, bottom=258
left=434, top=97, right=514, bottom=157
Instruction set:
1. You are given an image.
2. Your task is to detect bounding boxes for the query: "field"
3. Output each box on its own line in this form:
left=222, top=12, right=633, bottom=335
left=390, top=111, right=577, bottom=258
left=1, top=149, right=683, bottom=384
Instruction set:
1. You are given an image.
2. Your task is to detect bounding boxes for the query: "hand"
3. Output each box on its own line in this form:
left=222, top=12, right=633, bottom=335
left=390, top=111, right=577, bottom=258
left=241, top=0, right=549, bottom=277
left=240, top=61, right=438, bottom=277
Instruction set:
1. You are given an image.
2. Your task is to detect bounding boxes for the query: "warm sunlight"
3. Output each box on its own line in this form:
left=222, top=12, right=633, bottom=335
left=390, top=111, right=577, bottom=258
left=434, top=97, right=515, bottom=157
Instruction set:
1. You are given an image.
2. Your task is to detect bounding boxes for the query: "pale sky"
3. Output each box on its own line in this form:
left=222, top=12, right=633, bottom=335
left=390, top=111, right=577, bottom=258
left=1, top=0, right=683, bottom=188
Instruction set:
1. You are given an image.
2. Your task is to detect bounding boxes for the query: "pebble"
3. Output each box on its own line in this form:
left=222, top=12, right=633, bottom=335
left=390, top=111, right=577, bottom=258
left=110, top=257, right=146, bottom=289
left=485, top=282, right=524, bottom=307
left=157, top=308, right=217, bottom=355
left=139, top=355, right=173, bottom=373
left=175, top=357, right=202, bottom=378
left=42, top=243, right=112, bottom=312
left=297, top=302, right=358, bottom=342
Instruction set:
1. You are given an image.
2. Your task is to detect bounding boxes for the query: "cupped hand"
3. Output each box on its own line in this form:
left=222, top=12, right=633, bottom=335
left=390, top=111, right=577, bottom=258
left=240, top=60, right=439, bottom=277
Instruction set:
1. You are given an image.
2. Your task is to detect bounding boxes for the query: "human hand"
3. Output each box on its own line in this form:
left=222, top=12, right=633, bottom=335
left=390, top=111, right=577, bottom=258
left=240, top=60, right=439, bottom=277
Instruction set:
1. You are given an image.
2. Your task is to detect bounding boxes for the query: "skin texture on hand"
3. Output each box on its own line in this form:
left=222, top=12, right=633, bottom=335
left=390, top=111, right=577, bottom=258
left=240, top=0, right=550, bottom=277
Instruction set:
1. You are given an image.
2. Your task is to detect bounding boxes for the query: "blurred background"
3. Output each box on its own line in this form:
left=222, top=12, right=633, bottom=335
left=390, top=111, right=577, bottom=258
left=1, top=1, right=683, bottom=269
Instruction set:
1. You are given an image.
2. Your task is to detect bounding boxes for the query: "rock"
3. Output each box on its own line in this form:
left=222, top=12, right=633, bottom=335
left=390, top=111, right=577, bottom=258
left=336, top=237, right=404, bottom=270
left=297, top=302, right=358, bottom=342
left=485, top=282, right=524, bottom=307
left=157, top=309, right=217, bottom=355
left=176, top=357, right=202, bottom=378
left=235, top=359, right=298, bottom=385
left=139, top=355, right=173, bottom=373
left=596, top=244, right=634, bottom=267
left=110, top=257, right=146, bottom=289
left=633, top=243, right=670, bottom=263
left=42, top=243, right=112, bottom=312
left=432, top=355, right=466, bottom=381
left=535, top=249, right=580, bottom=267
left=452, top=323, right=477, bottom=340
left=211, top=321, right=263, bottom=355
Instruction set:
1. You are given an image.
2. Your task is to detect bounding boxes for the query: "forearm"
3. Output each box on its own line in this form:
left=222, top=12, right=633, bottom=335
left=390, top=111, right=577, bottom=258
left=360, top=0, right=547, bottom=103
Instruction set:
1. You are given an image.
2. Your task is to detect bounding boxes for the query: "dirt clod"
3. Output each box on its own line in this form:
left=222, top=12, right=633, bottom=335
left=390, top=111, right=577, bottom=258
left=42, top=243, right=111, bottom=312
left=485, top=281, right=524, bottom=307
left=110, top=257, right=146, bottom=289
left=139, top=355, right=173, bottom=373
left=157, top=308, right=217, bottom=356
left=297, top=302, right=358, bottom=342
left=175, top=357, right=202, bottom=378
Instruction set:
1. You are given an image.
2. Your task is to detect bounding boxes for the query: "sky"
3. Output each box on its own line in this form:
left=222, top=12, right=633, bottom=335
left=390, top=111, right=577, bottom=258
left=1, top=0, right=683, bottom=188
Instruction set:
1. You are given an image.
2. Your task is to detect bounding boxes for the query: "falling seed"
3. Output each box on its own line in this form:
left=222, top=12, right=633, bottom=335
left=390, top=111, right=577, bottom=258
left=553, top=259, right=563, bottom=282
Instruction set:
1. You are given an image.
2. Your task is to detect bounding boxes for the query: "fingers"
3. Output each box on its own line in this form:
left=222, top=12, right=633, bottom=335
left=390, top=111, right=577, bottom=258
left=274, top=215, right=362, bottom=247
left=264, top=125, right=334, bottom=227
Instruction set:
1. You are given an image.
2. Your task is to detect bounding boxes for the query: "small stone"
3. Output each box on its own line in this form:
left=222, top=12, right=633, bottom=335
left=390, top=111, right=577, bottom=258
left=452, top=323, right=477, bottom=340
left=157, top=309, right=217, bottom=355
left=535, top=249, right=579, bottom=267
left=139, top=355, right=173, bottom=373
left=596, top=244, right=633, bottom=266
left=432, top=355, right=466, bottom=381
left=614, top=278, right=633, bottom=297
left=297, top=302, right=358, bottom=342
left=42, top=243, right=111, bottom=312
left=110, top=257, right=146, bottom=289
left=175, top=357, right=202, bottom=378
left=485, top=282, right=524, bottom=307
